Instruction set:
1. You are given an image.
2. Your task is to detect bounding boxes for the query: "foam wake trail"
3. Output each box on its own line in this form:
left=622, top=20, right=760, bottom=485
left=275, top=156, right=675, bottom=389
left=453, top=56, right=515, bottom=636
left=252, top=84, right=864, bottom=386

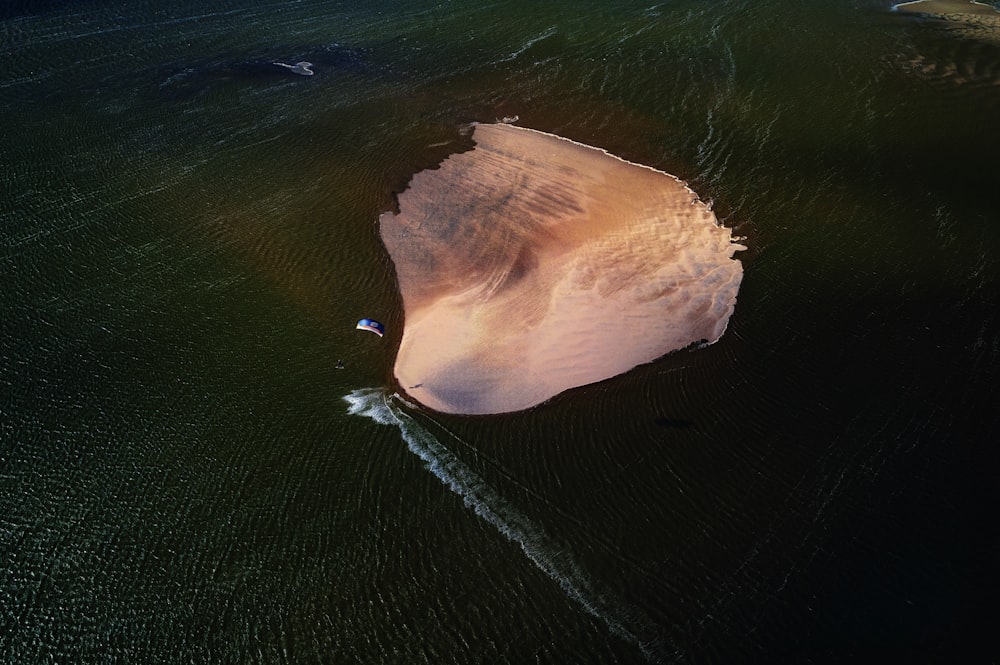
left=344, top=388, right=668, bottom=663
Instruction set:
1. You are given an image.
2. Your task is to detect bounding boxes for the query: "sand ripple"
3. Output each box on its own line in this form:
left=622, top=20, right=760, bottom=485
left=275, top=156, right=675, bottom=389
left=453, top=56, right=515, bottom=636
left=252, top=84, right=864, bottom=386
left=380, top=123, right=744, bottom=414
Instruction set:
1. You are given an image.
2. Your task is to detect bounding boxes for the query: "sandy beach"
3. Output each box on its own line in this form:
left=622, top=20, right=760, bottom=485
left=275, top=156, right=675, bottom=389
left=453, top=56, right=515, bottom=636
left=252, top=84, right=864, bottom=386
left=380, top=123, right=744, bottom=414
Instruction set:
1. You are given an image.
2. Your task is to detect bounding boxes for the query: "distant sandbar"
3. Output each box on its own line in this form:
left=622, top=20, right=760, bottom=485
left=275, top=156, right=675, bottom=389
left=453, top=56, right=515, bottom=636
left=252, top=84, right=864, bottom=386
left=893, top=0, right=1000, bottom=15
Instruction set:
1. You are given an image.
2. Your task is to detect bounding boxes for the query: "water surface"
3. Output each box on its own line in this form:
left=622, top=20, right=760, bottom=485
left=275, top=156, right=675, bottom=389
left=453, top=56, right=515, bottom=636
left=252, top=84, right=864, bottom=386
left=2, top=1, right=998, bottom=662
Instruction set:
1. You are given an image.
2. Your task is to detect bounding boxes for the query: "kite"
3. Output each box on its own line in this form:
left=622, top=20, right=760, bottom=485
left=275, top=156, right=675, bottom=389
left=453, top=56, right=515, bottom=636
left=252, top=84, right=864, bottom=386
left=356, top=318, right=384, bottom=337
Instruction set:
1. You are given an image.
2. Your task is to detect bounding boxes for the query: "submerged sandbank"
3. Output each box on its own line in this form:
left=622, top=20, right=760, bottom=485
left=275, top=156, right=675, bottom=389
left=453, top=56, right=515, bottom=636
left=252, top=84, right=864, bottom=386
left=380, top=123, right=744, bottom=415
left=893, top=0, right=1000, bottom=81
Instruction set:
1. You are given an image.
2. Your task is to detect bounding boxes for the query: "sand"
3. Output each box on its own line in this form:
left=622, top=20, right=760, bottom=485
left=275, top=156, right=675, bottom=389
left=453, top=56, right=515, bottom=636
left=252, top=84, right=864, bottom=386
left=379, top=123, right=744, bottom=415
left=893, top=0, right=1000, bottom=16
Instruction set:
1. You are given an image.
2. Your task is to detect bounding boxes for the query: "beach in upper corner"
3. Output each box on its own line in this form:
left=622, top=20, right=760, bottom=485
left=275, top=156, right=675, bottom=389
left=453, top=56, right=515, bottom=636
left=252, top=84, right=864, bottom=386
left=893, top=0, right=1000, bottom=15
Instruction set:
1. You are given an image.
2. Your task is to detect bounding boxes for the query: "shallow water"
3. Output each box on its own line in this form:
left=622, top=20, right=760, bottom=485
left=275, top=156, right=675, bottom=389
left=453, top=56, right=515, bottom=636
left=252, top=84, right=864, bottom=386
left=3, top=0, right=998, bottom=662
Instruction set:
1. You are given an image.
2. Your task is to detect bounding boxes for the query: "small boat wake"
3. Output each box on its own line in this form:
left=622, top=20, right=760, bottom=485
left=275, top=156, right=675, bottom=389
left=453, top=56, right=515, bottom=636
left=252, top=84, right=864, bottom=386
left=344, top=388, right=668, bottom=663
left=272, top=60, right=314, bottom=76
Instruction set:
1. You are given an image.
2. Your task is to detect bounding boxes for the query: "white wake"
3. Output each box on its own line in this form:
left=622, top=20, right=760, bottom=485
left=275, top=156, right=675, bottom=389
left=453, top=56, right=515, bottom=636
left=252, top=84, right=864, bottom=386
left=344, top=388, right=667, bottom=662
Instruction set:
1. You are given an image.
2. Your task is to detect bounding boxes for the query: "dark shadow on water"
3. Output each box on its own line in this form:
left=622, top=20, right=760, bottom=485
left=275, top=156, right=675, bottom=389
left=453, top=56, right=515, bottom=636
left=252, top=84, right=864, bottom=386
left=653, top=417, right=694, bottom=430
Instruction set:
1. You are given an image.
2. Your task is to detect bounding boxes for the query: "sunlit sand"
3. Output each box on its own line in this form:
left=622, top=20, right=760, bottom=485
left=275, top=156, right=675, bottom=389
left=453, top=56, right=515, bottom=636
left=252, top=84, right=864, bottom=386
left=380, top=123, right=744, bottom=415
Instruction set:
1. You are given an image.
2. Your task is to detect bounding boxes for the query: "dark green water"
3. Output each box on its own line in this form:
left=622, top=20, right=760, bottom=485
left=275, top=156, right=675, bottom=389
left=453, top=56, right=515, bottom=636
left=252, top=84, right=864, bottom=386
left=3, top=1, right=998, bottom=662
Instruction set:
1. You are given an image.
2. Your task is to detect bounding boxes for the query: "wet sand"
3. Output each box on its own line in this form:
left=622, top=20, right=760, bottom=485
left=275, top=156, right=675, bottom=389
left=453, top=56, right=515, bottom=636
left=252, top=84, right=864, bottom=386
left=380, top=123, right=744, bottom=414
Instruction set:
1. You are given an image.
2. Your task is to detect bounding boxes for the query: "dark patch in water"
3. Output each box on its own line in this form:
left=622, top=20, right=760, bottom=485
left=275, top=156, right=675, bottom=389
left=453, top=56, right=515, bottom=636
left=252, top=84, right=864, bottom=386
left=653, top=417, right=694, bottom=429
left=155, top=43, right=369, bottom=100
left=0, top=0, right=100, bottom=19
